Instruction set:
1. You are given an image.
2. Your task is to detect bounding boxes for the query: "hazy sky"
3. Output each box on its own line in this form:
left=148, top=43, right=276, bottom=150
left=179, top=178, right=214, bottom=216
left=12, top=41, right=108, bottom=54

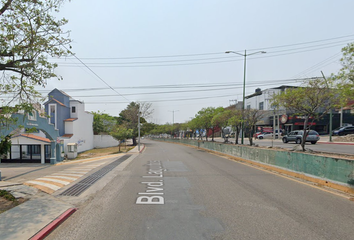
left=37, top=0, right=354, bottom=124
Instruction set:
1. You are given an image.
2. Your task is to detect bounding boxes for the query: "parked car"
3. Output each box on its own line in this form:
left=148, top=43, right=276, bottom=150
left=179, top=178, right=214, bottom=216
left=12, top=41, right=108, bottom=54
left=282, top=130, right=320, bottom=144
left=257, top=132, right=279, bottom=139
left=332, top=126, right=354, bottom=136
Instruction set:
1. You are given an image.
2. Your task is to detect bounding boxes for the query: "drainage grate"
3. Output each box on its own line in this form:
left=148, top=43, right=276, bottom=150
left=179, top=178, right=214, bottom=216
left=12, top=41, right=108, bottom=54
left=60, top=154, right=131, bottom=196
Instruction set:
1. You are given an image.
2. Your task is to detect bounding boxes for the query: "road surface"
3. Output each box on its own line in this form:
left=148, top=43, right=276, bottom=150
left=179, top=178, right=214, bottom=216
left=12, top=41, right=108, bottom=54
left=47, top=139, right=354, bottom=240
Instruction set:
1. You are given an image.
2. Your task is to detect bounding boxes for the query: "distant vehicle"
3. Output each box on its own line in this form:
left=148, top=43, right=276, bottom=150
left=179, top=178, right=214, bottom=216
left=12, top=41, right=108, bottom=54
left=282, top=130, right=320, bottom=144
left=257, top=132, right=280, bottom=139
left=332, top=126, right=354, bottom=136
left=253, top=132, right=262, bottom=138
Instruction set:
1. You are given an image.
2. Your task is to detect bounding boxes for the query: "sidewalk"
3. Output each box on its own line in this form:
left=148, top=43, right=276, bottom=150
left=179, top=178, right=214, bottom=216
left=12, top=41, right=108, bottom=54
left=0, top=144, right=143, bottom=240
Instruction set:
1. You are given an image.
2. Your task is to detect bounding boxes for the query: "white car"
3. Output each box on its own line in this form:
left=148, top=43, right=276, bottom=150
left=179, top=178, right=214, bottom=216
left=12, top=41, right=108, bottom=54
left=257, top=132, right=279, bottom=139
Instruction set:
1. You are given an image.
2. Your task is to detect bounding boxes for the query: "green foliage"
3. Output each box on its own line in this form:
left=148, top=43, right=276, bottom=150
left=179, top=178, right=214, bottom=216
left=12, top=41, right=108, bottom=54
left=0, top=134, right=11, bottom=155
left=118, top=102, right=153, bottom=145
left=195, top=107, right=223, bottom=141
left=111, top=126, right=133, bottom=141
left=243, top=109, right=265, bottom=146
left=92, top=111, right=117, bottom=135
left=227, top=109, right=243, bottom=144
left=271, top=78, right=341, bottom=150
left=211, top=109, right=231, bottom=129
left=0, top=0, right=72, bottom=126
left=0, top=190, right=15, bottom=201
left=332, top=43, right=354, bottom=101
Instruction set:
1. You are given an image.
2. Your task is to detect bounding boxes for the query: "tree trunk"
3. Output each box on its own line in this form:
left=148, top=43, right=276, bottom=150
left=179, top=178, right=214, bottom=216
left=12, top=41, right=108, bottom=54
left=249, top=128, right=254, bottom=146
left=301, top=117, right=309, bottom=151
left=132, top=137, right=137, bottom=146
left=235, top=127, right=240, bottom=144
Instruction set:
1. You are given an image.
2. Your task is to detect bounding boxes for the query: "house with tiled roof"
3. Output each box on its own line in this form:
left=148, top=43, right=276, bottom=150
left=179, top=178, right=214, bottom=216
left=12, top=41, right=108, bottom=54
left=0, top=109, right=63, bottom=164
left=44, top=88, right=94, bottom=157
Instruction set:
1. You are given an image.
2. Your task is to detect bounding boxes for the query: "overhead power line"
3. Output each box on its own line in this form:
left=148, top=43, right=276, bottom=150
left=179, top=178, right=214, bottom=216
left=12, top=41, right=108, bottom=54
left=35, top=77, right=312, bottom=94
left=53, top=33, right=354, bottom=61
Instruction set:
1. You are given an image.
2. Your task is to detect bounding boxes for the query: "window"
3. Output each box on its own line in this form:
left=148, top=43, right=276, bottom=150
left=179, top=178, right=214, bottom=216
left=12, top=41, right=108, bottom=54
left=247, top=105, right=251, bottom=109
left=67, top=144, right=77, bottom=153
left=72, top=106, right=76, bottom=113
left=48, top=104, right=56, bottom=128
left=259, top=102, right=264, bottom=110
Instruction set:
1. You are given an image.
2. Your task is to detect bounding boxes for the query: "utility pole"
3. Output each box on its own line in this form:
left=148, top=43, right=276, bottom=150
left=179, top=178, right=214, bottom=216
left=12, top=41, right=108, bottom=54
left=321, top=71, right=332, bottom=142
left=138, top=110, right=141, bottom=152
left=168, top=110, right=179, bottom=138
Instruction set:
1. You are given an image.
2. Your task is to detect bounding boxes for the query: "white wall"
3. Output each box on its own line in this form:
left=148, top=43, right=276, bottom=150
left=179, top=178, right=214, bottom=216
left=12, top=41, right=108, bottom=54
left=94, top=135, right=119, bottom=148
left=245, top=88, right=285, bottom=111
left=63, top=101, right=94, bottom=153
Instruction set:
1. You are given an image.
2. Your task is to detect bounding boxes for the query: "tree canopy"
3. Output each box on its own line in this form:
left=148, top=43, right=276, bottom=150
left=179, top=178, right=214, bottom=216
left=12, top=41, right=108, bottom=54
left=271, top=78, right=341, bottom=150
left=118, top=102, right=153, bottom=145
left=0, top=0, right=72, bottom=111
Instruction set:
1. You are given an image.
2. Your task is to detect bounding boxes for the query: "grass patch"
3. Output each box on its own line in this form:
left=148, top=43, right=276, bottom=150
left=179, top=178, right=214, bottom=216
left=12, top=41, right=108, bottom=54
left=0, top=190, right=15, bottom=201
left=0, top=190, right=27, bottom=214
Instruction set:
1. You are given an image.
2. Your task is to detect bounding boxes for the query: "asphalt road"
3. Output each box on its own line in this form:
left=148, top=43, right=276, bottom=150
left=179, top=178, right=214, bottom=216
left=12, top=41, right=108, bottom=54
left=47, top=139, right=354, bottom=240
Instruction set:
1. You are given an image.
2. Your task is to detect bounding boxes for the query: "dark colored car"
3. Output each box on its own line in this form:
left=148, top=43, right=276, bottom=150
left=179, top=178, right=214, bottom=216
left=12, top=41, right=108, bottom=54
left=332, top=126, right=354, bottom=136
left=282, top=130, right=320, bottom=144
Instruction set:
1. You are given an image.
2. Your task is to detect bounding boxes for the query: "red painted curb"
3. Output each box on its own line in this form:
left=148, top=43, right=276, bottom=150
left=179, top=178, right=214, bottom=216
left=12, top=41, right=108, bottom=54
left=30, top=208, right=78, bottom=240
left=139, top=144, right=145, bottom=153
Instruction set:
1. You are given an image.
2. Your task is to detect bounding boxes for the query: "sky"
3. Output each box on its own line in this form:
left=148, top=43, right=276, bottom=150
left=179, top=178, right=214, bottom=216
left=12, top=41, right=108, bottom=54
left=36, top=0, right=354, bottom=124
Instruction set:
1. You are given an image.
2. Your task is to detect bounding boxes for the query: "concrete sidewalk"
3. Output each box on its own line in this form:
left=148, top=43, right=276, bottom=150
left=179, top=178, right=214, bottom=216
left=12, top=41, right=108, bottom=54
left=0, top=144, right=144, bottom=240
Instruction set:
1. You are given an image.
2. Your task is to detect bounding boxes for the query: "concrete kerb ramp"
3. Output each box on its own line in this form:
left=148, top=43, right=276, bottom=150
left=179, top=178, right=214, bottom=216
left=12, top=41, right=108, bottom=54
left=152, top=138, right=354, bottom=195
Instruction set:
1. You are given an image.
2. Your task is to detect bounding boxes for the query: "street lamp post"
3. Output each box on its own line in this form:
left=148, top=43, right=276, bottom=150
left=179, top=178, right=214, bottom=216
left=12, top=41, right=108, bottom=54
left=138, top=111, right=141, bottom=152
left=226, top=50, right=266, bottom=144
left=168, top=110, right=179, bottom=138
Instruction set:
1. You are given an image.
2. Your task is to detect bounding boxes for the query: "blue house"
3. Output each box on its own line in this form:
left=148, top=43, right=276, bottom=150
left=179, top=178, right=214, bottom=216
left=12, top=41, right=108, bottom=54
left=44, top=89, right=72, bottom=136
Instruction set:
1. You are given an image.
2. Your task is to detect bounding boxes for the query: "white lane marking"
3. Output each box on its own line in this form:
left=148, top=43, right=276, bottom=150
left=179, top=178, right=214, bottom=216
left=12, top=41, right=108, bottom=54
left=37, top=177, right=71, bottom=185
left=26, top=181, right=61, bottom=190
left=49, top=175, right=77, bottom=181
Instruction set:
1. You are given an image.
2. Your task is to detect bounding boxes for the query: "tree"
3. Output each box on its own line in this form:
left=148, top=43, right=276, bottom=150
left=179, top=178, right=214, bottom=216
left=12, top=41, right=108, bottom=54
left=189, top=116, right=203, bottom=140
left=195, top=107, right=223, bottom=141
left=0, top=0, right=72, bottom=126
left=92, top=111, right=117, bottom=135
left=118, top=102, right=153, bottom=145
left=228, top=109, right=243, bottom=144
left=243, top=109, right=265, bottom=146
left=110, top=126, right=133, bottom=152
left=271, top=78, right=341, bottom=151
left=332, top=43, right=354, bottom=105
left=211, top=109, right=231, bottom=142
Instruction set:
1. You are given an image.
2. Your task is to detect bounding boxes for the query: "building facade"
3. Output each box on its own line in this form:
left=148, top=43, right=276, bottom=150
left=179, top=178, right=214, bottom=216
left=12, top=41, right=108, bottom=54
left=44, top=89, right=94, bottom=155
left=245, top=86, right=354, bottom=134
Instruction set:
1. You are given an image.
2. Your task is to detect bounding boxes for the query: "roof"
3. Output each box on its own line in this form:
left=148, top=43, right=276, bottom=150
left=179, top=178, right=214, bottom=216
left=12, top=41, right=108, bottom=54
left=12, top=134, right=51, bottom=143
left=59, top=90, right=73, bottom=99
left=61, top=134, right=73, bottom=138
left=43, top=97, right=67, bottom=107
left=64, top=118, right=78, bottom=122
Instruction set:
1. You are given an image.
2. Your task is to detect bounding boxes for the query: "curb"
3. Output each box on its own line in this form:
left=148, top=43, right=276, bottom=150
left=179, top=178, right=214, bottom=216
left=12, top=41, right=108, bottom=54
left=30, top=208, right=77, bottom=240
left=319, top=141, right=354, bottom=145
left=54, top=153, right=124, bottom=166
